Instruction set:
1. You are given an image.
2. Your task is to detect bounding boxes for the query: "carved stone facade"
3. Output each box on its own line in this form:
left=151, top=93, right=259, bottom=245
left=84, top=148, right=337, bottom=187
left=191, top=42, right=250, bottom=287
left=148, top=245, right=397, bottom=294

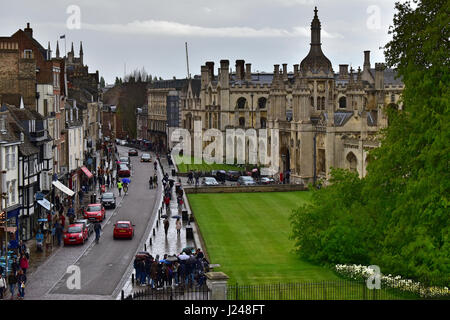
left=180, top=7, right=404, bottom=183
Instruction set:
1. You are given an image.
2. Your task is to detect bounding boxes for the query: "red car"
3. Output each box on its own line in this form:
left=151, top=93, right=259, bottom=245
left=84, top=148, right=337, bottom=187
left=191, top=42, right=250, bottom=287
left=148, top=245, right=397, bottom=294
left=84, top=203, right=106, bottom=222
left=113, top=221, right=135, bottom=239
left=118, top=164, right=130, bottom=177
left=64, top=223, right=88, bottom=245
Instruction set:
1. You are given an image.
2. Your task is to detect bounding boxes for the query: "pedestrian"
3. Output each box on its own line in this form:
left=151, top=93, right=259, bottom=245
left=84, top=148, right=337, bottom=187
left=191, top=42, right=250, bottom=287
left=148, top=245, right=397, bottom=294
left=117, top=180, right=123, bottom=196
left=149, top=176, right=153, bottom=189
left=60, top=214, right=65, bottom=228
left=164, top=195, right=170, bottom=210
left=176, top=218, right=182, bottom=236
left=0, top=274, right=6, bottom=299
left=67, top=204, right=75, bottom=224
left=106, top=175, right=110, bottom=190
left=163, top=218, right=169, bottom=237
left=172, top=261, right=179, bottom=286
left=55, top=222, right=64, bottom=246
left=36, top=229, right=44, bottom=252
left=19, top=254, right=29, bottom=275
left=78, top=189, right=84, bottom=206
left=19, top=241, right=27, bottom=256
left=45, top=229, right=52, bottom=251
left=11, top=259, right=19, bottom=275
left=7, top=272, right=17, bottom=300
left=150, top=260, right=158, bottom=289
left=154, top=174, right=158, bottom=187
left=16, top=269, right=26, bottom=299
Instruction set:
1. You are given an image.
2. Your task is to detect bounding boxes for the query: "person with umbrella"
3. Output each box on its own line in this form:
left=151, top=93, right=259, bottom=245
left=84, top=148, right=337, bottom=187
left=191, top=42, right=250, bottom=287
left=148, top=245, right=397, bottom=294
left=122, top=178, right=131, bottom=194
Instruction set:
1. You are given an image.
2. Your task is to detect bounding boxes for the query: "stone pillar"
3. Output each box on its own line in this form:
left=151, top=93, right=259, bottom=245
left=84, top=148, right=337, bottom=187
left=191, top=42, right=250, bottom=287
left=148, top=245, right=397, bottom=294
left=206, top=272, right=229, bottom=300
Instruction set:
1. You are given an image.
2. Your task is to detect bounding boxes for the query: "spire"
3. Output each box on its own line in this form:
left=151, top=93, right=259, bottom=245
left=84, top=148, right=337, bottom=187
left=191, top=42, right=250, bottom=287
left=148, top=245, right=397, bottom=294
left=300, top=7, right=332, bottom=74
left=79, top=41, right=83, bottom=56
left=71, top=42, right=74, bottom=53
left=56, top=40, right=60, bottom=58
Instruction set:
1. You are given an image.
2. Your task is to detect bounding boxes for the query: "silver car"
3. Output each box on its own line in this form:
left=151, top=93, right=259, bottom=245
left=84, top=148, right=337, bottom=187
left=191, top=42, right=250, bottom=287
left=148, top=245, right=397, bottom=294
left=237, top=176, right=257, bottom=186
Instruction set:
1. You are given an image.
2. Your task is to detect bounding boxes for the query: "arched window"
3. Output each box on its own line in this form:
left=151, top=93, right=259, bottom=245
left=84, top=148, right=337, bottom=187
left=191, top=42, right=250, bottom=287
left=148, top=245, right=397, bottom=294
left=237, top=97, right=247, bottom=109
left=321, top=97, right=326, bottom=110
left=346, top=152, right=357, bottom=172
left=239, top=117, right=245, bottom=127
left=258, top=97, right=267, bottom=109
left=339, top=96, right=347, bottom=108
left=310, top=97, right=314, bottom=108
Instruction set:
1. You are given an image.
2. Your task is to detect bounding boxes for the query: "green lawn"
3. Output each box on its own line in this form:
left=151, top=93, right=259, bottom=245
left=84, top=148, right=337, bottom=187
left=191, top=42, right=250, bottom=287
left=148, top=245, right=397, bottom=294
left=188, top=191, right=413, bottom=299
left=188, top=191, right=341, bottom=284
left=175, top=155, right=244, bottom=173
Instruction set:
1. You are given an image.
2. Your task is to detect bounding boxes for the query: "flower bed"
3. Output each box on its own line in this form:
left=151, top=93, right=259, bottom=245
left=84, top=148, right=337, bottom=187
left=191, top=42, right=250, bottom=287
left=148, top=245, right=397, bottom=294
left=335, top=264, right=449, bottom=299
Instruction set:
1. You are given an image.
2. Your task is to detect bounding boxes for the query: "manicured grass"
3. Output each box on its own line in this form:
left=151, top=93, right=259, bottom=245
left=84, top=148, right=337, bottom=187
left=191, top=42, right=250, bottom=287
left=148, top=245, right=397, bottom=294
left=188, top=191, right=411, bottom=299
left=188, top=191, right=341, bottom=284
left=175, top=155, right=244, bottom=173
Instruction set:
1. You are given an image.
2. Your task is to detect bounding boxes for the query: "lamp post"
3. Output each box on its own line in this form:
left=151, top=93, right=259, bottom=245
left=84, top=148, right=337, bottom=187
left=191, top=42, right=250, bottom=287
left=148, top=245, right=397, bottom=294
left=251, top=93, right=254, bottom=128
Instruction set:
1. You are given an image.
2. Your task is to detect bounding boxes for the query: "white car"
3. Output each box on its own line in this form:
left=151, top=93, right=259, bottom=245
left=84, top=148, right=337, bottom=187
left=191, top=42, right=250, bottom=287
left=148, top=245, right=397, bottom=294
left=203, top=177, right=219, bottom=186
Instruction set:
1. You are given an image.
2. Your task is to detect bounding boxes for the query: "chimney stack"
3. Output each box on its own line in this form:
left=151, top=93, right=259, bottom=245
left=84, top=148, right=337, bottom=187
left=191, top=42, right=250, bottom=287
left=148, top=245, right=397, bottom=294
left=245, top=63, right=252, bottom=81
left=24, top=22, right=33, bottom=38
left=339, top=64, right=348, bottom=78
left=205, top=61, right=215, bottom=80
left=363, top=50, right=371, bottom=75
left=282, top=63, right=288, bottom=80
left=235, top=60, right=245, bottom=80
left=293, top=64, right=299, bottom=76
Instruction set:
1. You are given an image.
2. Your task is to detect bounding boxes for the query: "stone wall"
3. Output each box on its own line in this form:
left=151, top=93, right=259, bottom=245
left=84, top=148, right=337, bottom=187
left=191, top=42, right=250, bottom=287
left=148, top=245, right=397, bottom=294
left=184, top=184, right=307, bottom=194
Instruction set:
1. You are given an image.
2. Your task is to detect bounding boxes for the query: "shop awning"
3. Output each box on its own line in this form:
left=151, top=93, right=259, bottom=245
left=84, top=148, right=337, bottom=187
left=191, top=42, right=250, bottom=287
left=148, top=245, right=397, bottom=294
left=52, top=180, right=75, bottom=196
left=37, top=198, right=53, bottom=211
left=81, top=166, right=93, bottom=178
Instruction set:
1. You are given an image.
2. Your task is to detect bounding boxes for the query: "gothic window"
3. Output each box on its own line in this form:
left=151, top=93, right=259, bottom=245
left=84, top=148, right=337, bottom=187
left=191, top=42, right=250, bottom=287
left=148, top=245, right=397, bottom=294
left=237, top=97, right=247, bottom=109
left=339, top=96, right=347, bottom=108
left=391, top=94, right=396, bottom=103
left=258, top=97, right=267, bottom=109
left=310, top=97, right=314, bottom=108
left=346, top=152, right=357, bottom=172
left=239, top=117, right=245, bottom=127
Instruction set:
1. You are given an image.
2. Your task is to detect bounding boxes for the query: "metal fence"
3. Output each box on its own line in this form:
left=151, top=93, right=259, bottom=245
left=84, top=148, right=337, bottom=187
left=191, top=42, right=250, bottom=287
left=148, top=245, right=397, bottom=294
left=227, top=279, right=447, bottom=300
left=123, top=285, right=210, bottom=300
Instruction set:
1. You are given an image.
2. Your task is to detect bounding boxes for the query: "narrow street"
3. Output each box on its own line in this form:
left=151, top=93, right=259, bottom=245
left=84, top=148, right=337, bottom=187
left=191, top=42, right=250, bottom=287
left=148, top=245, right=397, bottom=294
left=22, top=146, right=161, bottom=299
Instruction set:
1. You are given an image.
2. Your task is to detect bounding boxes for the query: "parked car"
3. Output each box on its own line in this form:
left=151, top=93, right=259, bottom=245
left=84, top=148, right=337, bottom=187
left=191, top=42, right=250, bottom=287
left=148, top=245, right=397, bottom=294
left=74, top=219, right=94, bottom=237
left=100, top=192, right=116, bottom=209
left=113, top=221, right=135, bottom=239
left=140, top=153, right=151, bottom=162
left=203, top=177, right=219, bottom=186
left=83, top=204, right=106, bottom=222
left=227, top=170, right=240, bottom=181
left=237, top=176, right=257, bottom=186
left=128, top=149, right=138, bottom=156
left=118, top=164, right=130, bottom=177
left=118, top=156, right=130, bottom=166
left=211, top=170, right=227, bottom=182
left=261, top=177, right=276, bottom=185
left=63, top=223, right=88, bottom=245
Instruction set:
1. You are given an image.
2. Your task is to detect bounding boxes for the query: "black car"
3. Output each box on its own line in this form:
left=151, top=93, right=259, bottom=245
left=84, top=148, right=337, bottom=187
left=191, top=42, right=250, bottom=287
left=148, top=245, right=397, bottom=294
left=74, top=219, right=94, bottom=237
left=212, top=170, right=227, bottom=182
left=128, top=149, right=138, bottom=156
left=101, top=192, right=116, bottom=209
left=227, top=170, right=240, bottom=181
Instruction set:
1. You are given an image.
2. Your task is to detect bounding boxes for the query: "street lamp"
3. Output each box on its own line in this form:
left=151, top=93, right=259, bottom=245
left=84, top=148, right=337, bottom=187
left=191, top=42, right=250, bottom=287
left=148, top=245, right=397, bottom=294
left=251, top=93, right=254, bottom=128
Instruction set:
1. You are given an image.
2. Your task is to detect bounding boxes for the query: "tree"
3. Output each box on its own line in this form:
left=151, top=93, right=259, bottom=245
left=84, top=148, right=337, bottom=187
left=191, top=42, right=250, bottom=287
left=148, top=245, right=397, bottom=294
left=100, top=76, right=105, bottom=88
left=290, top=0, right=449, bottom=284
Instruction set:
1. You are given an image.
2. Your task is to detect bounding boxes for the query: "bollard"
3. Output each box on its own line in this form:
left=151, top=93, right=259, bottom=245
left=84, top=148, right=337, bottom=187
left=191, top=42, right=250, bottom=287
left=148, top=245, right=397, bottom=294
left=132, top=273, right=135, bottom=285
left=144, top=243, right=147, bottom=251
left=153, top=228, right=155, bottom=236
left=121, top=290, right=124, bottom=300
left=149, top=238, right=152, bottom=246
left=156, top=220, right=159, bottom=228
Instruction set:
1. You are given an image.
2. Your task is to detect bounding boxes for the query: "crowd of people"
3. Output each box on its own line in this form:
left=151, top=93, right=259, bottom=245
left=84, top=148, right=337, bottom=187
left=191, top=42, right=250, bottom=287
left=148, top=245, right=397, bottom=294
left=133, top=248, right=209, bottom=289
left=0, top=242, right=30, bottom=299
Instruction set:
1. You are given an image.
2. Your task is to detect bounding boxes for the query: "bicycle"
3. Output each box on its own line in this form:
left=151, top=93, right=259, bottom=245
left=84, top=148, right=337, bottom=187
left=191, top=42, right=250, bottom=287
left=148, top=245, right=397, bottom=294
left=123, top=183, right=128, bottom=195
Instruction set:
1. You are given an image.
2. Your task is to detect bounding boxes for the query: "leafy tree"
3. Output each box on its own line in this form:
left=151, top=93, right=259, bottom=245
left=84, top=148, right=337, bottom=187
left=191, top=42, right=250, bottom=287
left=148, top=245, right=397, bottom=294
left=290, top=0, right=449, bottom=284
left=100, top=76, right=105, bottom=88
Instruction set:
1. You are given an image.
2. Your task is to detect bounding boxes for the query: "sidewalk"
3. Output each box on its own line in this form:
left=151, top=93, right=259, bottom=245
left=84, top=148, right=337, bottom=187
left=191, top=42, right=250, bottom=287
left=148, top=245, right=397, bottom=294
left=120, top=154, right=195, bottom=298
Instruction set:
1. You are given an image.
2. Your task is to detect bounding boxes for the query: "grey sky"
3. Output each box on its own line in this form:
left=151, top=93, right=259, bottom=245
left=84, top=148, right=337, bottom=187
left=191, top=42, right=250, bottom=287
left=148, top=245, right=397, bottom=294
left=1, top=0, right=398, bottom=84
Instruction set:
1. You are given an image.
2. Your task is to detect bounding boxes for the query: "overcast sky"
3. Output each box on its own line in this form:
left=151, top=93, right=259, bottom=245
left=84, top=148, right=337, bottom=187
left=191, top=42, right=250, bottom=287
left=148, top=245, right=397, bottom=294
left=1, top=0, right=399, bottom=84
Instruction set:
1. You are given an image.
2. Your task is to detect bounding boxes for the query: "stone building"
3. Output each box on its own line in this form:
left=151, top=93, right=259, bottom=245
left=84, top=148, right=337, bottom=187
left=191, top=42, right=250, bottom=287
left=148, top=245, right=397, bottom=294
left=180, top=7, right=403, bottom=183
left=146, top=79, right=191, bottom=152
